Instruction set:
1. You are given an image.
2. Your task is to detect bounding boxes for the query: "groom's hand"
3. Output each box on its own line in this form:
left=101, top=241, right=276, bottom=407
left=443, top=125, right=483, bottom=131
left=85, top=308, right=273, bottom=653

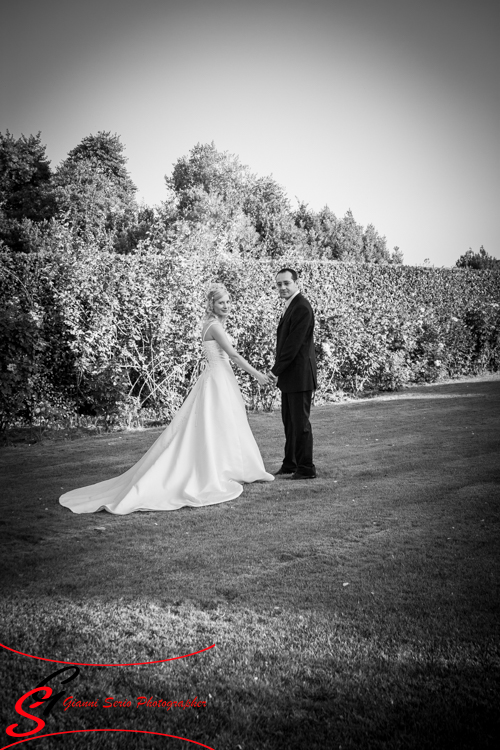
left=267, top=371, right=278, bottom=384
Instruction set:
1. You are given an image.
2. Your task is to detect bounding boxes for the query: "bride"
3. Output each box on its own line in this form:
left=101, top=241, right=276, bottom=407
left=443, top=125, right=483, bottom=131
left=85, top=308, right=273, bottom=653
left=59, top=283, right=274, bottom=514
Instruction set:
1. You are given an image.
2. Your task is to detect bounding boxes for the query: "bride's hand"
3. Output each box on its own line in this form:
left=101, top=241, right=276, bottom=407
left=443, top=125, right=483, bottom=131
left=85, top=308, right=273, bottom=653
left=256, top=372, right=270, bottom=386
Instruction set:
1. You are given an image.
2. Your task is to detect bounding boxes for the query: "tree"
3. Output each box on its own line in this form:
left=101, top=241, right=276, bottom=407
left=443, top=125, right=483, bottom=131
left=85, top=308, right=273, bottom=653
left=391, top=246, right=404, bottom=264
left=243, top=175, right=297, bottom=256
left=293, top=203, right=339, bottom=259
left=316, top=206, right=340, bottom=259
left=293, top=202, right=322, bottom=255
left=64, top=132, right=136, bottom=200
left=362, top=224, right=402, bottom=264
left=54, top=132, right=139, bottom=251
left=165, top=143, right=401, bottom=261
left=166, top=143, right=292, bottom=255
left=0, top=131, right=56, bottom=251
left=167, top=142, right=252, bottom=218
left=455, top=246, right=499, bottom=269
left=332, top=209, right=364, bottom=260
left=293, top=204, right=402, bottom=263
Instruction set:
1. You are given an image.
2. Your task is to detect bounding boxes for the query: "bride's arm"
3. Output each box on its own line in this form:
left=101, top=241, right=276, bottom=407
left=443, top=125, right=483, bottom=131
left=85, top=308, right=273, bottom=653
left=210, top=324, right=268, bottom=384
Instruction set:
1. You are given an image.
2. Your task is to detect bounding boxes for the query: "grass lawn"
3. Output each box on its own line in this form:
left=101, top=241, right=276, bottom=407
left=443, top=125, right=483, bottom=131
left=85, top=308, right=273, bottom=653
left=0, top=378, right=499, bottom=750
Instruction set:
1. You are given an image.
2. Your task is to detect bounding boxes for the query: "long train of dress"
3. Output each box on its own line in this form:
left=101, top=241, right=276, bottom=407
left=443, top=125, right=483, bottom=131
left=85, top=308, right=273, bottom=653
left=59, top=338, right=274, bottom=514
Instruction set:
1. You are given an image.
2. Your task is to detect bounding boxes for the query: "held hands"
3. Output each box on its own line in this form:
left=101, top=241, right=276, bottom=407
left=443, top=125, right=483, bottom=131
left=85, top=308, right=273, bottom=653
left=256, top=371, right=270, bottom=386
left=255, top=371, right=277, bottom=387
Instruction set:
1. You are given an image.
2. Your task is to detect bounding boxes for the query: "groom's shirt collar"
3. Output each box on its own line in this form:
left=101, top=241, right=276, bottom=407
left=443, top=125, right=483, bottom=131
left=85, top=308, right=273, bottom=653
left=284, top=289, right=300, bottom=309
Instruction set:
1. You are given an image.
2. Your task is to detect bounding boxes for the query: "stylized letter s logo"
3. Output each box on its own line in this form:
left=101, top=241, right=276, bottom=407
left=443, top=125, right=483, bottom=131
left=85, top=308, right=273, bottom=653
left=6, top=686, right=52, bottom=737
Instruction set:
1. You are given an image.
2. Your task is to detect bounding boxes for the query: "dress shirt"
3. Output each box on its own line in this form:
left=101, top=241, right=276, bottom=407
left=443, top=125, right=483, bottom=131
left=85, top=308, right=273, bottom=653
left=283, top=289, right=300, bottom=310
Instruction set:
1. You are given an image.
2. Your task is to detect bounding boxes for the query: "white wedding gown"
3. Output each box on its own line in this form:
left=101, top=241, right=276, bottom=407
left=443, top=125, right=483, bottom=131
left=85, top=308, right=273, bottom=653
left=59, top=329, right=274, bottom=514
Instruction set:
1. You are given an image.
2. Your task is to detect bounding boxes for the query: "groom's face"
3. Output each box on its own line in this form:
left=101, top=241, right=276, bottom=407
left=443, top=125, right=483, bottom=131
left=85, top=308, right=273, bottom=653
left=276, top=271, right=298, bottom=300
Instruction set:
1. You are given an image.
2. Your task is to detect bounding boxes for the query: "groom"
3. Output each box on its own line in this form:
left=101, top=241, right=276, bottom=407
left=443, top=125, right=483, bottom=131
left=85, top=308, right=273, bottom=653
left=268, top=268, right=317, bottom=479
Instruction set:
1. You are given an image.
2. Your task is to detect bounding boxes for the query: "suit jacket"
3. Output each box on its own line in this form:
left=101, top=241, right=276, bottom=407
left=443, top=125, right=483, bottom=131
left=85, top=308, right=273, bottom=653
left=271, top=293, right=317, bottom=393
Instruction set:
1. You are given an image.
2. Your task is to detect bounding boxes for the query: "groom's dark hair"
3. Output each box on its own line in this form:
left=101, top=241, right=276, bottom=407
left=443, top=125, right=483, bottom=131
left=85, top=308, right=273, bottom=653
left=276, top=268, right=298, bottom=281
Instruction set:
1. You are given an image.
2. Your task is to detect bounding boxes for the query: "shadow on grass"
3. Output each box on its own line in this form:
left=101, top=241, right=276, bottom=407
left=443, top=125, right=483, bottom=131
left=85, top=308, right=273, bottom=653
left=0, top=600, right=498, bottom=750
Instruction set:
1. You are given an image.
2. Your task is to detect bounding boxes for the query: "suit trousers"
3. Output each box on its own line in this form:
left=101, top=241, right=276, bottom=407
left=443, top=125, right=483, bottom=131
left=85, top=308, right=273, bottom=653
left=280, top=390, right=315, bottom=475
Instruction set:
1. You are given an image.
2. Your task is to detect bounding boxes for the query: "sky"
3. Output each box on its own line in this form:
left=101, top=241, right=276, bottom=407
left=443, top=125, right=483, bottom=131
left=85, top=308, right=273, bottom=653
left=0, top=0, right=498, bottom=266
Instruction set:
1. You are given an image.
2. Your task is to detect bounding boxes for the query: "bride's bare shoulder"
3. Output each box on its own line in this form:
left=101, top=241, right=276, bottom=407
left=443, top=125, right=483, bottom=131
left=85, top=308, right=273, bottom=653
left=202, top=319, right=222, bottom=341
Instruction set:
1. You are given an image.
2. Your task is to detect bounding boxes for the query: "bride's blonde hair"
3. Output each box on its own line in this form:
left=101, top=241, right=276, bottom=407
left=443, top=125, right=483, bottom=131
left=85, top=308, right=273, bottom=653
left=204, top=282, right=229, bottom=320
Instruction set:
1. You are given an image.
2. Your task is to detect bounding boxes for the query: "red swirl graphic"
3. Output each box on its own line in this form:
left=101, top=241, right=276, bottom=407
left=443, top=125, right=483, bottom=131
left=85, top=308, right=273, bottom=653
left=0, top=642, right=215, bottom=667
left=0, top=729, right=215, bottom=749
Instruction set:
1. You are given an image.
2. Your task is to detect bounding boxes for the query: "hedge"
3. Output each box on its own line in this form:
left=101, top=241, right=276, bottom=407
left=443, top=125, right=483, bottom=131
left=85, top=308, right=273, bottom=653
left=1, top=248, right=499, bottom=433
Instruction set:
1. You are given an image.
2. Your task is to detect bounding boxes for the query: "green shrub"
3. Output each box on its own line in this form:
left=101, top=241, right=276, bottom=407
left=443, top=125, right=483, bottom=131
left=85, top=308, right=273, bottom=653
left=1, top=249, right=499, bottom=432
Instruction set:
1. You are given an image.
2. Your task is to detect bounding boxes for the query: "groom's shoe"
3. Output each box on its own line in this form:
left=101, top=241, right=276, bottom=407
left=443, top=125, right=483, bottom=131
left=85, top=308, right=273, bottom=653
left=274, top=468, right=295, bottom=476
left=291, top=471, right=316, bottom=480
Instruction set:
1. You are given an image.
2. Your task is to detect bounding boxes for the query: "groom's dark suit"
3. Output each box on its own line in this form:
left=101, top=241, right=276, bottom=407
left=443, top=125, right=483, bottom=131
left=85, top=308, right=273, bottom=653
left=271, top=293, right=317, bottom=477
